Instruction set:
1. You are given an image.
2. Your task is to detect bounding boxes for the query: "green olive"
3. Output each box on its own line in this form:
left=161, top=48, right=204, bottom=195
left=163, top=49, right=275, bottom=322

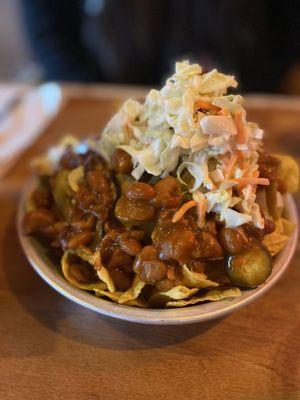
left=219, top=227, right=245, bottom=254
left=226, top=244, right=272, bottom=288
left=115, top=196, right=155, bottom=225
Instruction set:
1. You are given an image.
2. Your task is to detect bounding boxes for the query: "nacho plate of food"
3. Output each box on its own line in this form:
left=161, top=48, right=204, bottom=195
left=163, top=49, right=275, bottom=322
left=18, top=61, right=299, bottom=324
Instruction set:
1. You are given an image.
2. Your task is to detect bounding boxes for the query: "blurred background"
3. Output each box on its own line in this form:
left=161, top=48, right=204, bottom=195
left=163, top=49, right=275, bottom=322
left=0, top=0, right=299, bottom=93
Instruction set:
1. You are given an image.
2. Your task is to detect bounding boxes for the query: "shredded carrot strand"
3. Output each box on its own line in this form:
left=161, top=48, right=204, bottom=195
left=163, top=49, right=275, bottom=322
left=172, top=200, right=197, bottom=223
left=251, top=171, right=260, bottom=193
left=225, top=153, right=238, bottom=179
left=234, top=177, right=270, bottom=189
left=195, top=100, right=221, bottom=113
left=167, top=267, right=176, bottom=281
left=197, top=199, right=207, bottom=228
left=234, top=112, right=246, bottom=144
left=219, top=108, right=230, bottom=116
left=236, top=149, right=246, bottom=169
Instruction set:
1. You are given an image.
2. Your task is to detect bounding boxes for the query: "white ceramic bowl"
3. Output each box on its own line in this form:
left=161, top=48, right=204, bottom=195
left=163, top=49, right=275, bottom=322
left=17, top=179, right=298, bottom=325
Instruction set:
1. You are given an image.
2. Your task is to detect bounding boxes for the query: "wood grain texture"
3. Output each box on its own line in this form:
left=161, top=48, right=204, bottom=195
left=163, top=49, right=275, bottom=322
left=0, top=93, right=299, bottom=400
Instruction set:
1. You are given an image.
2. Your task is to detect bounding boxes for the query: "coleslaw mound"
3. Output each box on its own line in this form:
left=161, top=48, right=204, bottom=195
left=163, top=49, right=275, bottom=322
left=95, top=61, right=267, bottom=229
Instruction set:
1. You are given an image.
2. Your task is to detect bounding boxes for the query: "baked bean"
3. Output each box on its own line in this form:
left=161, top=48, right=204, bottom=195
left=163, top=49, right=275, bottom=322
left=152, top=176, right=182, bottom=208
left=157, top=208, right=179, bottom=222
left=130, top=230, right=145, bottom=241
left=87, top=170, right=111, bottom=194
left=118, top=232, right=142, bottom=256
left=99, top=234, right=117, bottom=262
left=125, top=182, right=156, bottom=201
left=154, top=176, right=179, bottom=194
left=69, top=206, right=85, bottom=221
left=60, top=147, right=82, bottom=169
left=69, top=262, right=97, bottom=283
left=109, top=269, right=132, bottom=291
left=152, top=211, right=188, bottom=245
left=264, top=218, right=276, bottom=234
left=72, top=215, right=95, bottom=231
left=192, top=232, right=223, bottom=259
left=75, top=187, right=111, bottom=221
left=133, top=242, right=168, bottom=283
left=159, top=228, right=196, bottom=265
left=219, top=227, right=245, bottom=254
left=155, top=278, right=176, bottom=292
left=83, top=151, right=105, bottom=172
left=133, top=245, right=158, bottom=273
left=23, top=209, right=56, bottom=234
left=67, top=230, right=94, bottom=249
left=118, top=264, right=133, bottom=274
left=103, top=219, right=125, bottom=234
left=140, top=260, right=168, bottom=284
left=111, top=149, right=133, bottom=173
left=41, top=221, right=68, bottom=239
left=107, top=248, right=133, bottom=270
left=243, top=223, right=265, bottom=242
left=202, top=220, right=218, bottom=238
left=115, top=196, right=156, bottom=225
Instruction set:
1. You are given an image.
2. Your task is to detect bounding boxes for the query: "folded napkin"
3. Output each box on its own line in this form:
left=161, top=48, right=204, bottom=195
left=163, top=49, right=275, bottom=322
left=0, top=83, right=63, bottom=178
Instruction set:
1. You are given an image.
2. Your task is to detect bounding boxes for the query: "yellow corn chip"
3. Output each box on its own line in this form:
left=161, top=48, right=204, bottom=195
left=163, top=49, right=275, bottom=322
left=94, top=289, right=148, bottom=307
left=75, top=245, right=94, bottom=263
left=263, top=218, right=295, bottom=256
left=73, top=247, right=116, bottom=292
left=149, top=286, right=199, bottom=307
left=280, top=218, right=296, bottom=236
left=182, top=265, right=219, bottom=288
left=61, top=251, right=107, bottom=291
left=94, top=290, right=122, bottom=302
left=96, top=267, right=115, bottom=293
left=118, top=275, right=146, bottom=304
left=272, top=154, right=299, bottom=193
left=166, top=287, right=241, bottom=307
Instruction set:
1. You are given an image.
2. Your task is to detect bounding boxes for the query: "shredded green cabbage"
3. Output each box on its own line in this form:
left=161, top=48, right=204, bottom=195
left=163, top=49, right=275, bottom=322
left=96, top=61, right=266, bottom=228
left=38, top=61, right=267, bottom=229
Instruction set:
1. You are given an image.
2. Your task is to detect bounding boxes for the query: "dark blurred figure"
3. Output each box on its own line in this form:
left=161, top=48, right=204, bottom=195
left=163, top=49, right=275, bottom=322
left=20, top=0, right=300, bottom=92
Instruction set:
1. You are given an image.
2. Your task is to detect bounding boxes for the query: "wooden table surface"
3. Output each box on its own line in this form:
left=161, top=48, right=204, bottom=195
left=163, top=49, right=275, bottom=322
left=0, top=90, right=299, bottom=400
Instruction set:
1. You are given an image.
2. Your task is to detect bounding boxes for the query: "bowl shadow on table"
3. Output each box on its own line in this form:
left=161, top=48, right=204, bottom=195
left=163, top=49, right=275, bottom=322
left=3, top=213, right=223, bottom=352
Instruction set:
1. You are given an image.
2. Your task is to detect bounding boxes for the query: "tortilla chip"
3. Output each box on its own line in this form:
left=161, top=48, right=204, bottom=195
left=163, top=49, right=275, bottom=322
left=73, top=247, right=116, bottom=292
left=74, top=246, right=94, bottom=263
left=272, top=154, right=299, bottom=193
left=94, top=289, right=148, bottom=307
left=118, top=275, right=146, bottom=304
left=166, top=287, right=241, bottom=307
left=182, top=265, right=219, bottom=288
left=280, top=218, right=296, bottom=236
left=263, top=218, right=295, bottom=256
left=61, top=251, right=107, bottom=291
left=94, top=289, right=122, bottom=302
left=148, top=286, right=199, bottom=307
left=96, top=267, right=115, bottom=293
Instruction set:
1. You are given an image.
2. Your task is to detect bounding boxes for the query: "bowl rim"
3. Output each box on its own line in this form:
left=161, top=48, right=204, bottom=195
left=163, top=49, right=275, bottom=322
left=17, top=178, right=299, bottom=325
